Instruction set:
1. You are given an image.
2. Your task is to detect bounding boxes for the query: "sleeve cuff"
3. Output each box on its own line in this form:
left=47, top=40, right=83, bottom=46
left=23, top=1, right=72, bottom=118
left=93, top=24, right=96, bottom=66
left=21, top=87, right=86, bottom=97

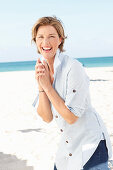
left=65, top=103, right=85, bottom=118
left=32, top=94, right=39, bottom=108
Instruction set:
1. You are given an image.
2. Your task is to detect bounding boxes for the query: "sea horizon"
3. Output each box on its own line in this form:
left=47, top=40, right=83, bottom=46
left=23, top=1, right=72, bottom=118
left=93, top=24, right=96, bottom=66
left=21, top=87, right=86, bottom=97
left=0, top=56, right=113, bottom=72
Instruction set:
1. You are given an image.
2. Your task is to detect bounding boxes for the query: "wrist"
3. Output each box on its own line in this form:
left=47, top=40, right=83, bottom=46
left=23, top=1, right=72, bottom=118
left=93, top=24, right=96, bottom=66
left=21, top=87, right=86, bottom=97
left=39, top=90, right=45, bottom=92
left=44, top=84, right=52, bottom=94
left=38, top=86, right=43, bottom=91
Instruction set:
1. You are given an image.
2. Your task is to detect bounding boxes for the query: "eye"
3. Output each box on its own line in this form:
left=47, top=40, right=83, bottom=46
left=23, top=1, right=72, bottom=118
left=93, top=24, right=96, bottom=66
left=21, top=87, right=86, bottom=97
left=49, top=35, right=55, bottom=38
left=37, top=36, right=43, bottom=39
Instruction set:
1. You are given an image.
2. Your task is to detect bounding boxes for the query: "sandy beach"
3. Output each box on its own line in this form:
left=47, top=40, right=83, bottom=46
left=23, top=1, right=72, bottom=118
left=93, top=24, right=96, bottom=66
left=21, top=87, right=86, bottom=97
left=0, top=66, right=113, bottom=170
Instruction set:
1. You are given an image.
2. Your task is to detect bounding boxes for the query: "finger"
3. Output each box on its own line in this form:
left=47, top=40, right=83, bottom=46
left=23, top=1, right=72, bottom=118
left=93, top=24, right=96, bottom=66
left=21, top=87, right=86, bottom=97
left=35, top=72, right=45, bottom=77
left=35, top=63, right=43, bottom=67
left=36, top=69, right=45, bottom=74
left=35, top=63, right=45, bottom=70
left=35, top=75, right=39, bottom=80
left=37, top=58, right=41, bottom=64
left=35, top=65, right=42, bottom=71
left=36, top=71, right=45, bottom=76
left=35, top=71, right=45, bottom=79
left=36, top=67, right=45, bottom=73
left=35, top=58, right=40, bottom=66
left=43, top=60, right=49, bottom=71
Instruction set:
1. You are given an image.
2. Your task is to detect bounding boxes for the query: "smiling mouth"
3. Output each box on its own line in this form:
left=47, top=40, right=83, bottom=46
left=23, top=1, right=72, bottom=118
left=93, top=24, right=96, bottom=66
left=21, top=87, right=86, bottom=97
left=42, top=47, right=52, bottom=52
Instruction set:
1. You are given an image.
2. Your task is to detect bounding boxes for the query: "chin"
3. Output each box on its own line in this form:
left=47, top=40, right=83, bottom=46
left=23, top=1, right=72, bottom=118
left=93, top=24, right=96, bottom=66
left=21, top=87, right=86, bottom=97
left=42, top=52, right=55, bottom=59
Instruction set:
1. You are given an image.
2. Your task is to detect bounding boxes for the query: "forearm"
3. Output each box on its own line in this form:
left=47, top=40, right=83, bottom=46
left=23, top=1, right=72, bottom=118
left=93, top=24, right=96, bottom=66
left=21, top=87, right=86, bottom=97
left=45, top=85, right=78, bottom=124
left=37, top=91, right=53, bottom=123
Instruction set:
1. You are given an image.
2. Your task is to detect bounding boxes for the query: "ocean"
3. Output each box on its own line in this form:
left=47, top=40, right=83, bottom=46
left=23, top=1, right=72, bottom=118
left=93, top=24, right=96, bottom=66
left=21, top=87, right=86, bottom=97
left=0, top=56, right=113, bottom=72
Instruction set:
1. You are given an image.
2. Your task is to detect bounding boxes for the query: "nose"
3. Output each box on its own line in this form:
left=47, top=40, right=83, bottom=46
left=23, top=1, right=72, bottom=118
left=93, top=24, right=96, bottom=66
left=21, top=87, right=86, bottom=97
left=42, top=38, right=50, bottom=45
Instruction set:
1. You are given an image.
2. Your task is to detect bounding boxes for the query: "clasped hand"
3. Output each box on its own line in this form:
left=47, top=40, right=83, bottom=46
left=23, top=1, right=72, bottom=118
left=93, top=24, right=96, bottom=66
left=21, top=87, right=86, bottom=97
left=35, top=58, right=52, bottom=92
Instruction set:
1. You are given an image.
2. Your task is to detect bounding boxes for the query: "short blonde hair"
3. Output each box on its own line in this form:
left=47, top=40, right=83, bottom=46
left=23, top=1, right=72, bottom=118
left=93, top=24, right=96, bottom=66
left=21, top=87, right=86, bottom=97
left=32, top=16, right=67, bottom=53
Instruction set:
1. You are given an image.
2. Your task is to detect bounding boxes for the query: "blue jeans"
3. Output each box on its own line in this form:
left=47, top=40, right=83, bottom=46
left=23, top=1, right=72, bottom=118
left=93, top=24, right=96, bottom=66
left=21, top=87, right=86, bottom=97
left=54, top=140, right=109, bottom=170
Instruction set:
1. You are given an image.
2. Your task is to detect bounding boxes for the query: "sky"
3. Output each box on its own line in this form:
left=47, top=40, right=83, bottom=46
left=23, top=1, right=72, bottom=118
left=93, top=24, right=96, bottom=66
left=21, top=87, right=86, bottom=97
left=0, top=0, right=113, bottom=62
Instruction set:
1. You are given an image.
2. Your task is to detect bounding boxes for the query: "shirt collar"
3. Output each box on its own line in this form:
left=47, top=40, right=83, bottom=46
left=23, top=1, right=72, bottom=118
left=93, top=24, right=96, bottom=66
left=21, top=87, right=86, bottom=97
left=53, top=49, right=62, bottom=73
left=40, top=49, right=62, bottom=73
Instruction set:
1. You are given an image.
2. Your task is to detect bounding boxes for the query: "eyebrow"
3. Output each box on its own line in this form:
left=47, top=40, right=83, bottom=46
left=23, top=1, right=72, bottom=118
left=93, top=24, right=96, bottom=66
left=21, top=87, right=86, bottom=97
left=49, top=33, right=56, bottom=35
left=37, top=33, right=57, bottom=36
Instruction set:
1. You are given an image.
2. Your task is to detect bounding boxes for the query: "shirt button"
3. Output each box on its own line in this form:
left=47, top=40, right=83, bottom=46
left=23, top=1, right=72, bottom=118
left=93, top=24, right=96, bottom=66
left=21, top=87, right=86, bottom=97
left=66, top=141, right=69, bottom=143
left=60, top=129, right=63, bottom=132
left=55, top=115, right=58, bottom=118
left=73, top=89, right=76, bottom=93
left=69, top=153, right=72, bottom=156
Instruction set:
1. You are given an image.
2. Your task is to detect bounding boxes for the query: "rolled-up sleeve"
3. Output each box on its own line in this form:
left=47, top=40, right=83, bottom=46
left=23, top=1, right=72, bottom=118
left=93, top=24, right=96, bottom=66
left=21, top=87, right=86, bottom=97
left=32, top=89, right=39, bottom=112
left=32, top=95, right=39, bottom=107
left=65, top=61, right=90, bottom=117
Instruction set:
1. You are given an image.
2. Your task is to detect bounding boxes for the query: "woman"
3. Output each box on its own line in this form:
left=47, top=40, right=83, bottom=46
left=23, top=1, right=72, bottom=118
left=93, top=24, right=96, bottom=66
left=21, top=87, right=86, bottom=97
left=32, top=16, right=112, bottom=170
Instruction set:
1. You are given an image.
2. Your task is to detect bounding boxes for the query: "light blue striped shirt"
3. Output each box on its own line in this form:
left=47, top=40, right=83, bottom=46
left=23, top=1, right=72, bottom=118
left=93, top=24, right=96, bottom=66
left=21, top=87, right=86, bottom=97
left=33, top=50, right=112, bottom=170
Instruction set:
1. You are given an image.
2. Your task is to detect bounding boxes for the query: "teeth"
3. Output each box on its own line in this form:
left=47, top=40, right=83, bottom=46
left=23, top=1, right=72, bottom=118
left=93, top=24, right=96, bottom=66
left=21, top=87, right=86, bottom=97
left=43, top=47, right=51, bottom=50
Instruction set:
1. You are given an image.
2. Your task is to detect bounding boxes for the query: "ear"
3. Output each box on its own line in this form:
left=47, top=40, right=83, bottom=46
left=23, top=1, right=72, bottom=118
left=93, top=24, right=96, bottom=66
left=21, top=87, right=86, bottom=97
left=59, top=37, right=62, bottom=46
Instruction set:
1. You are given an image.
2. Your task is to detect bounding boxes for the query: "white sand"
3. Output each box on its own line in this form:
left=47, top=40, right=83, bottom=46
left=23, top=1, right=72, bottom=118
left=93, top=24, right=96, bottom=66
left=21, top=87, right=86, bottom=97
left=0, top=67, right=113, bottom=170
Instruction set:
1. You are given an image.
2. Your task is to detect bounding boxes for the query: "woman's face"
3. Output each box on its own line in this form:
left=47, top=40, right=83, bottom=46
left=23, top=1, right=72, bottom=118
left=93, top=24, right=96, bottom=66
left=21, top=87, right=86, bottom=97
left=36, top=25, right=62, bottom=61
